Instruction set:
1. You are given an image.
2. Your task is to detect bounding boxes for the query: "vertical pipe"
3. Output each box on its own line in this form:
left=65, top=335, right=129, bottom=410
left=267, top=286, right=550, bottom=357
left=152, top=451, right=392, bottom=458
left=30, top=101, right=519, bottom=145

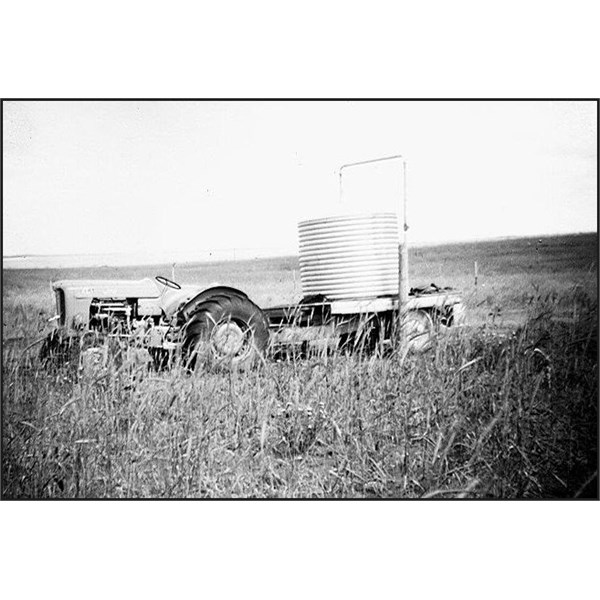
left=337, top=154, right=408, bottom=348
left=398, top=160, right=409, bottom=350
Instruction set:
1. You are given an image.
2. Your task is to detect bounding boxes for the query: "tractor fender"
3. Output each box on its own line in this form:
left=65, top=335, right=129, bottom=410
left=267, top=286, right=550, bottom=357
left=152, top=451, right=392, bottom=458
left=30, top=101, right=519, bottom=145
left=177, top=285, right=250, bottom=324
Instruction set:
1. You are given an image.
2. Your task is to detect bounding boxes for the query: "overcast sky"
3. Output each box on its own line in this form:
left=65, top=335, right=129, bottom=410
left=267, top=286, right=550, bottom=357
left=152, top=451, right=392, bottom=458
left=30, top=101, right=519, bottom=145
left=3, top=100, right=597, bottom=261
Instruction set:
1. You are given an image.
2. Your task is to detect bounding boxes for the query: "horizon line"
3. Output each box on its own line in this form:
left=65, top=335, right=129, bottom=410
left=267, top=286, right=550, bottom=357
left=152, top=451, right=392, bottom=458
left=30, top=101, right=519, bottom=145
left=3, top=230, right=597, bottom=261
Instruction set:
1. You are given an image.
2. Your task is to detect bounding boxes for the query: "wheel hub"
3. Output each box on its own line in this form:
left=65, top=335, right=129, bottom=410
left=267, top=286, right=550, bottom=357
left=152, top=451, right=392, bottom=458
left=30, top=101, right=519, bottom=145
left=402, top=311, right=433, bottom=352
left=210, top=320, right=251, bottom=359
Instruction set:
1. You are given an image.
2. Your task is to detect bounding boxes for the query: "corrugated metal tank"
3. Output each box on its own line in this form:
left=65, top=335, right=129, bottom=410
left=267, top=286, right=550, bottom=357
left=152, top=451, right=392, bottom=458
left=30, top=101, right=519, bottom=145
left=298, top=213, right=399, bottom=300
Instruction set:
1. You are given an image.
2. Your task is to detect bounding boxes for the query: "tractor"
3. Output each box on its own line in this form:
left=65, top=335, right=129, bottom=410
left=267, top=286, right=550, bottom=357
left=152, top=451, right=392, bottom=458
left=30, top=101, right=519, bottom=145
left=41, top=276, right=270, bottom=371
left=41, top=275, right=464, bottom=371
left=40, top=155, right=466, bottom=371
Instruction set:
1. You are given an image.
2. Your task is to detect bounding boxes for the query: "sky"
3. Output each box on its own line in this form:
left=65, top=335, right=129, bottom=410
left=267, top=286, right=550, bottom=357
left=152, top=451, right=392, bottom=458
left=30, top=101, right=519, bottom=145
left=3, top=100, right=597, bottom=264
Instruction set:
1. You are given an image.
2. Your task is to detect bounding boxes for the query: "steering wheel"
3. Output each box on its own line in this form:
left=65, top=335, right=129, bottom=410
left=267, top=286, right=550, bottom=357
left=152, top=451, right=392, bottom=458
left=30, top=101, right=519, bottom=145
left=155, top=275, right=181, bottom=290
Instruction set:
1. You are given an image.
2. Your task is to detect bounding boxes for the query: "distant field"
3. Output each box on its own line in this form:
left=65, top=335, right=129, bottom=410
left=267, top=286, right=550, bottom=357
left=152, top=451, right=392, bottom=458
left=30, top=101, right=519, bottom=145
left=2, top=233, right=597, bottom=498
left=3, top=232, right=597, bottom=334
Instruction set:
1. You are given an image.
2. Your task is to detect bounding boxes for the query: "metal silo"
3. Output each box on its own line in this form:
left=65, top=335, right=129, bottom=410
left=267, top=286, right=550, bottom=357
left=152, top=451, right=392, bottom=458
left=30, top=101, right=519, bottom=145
left=298, top=212, right=399, bottom=300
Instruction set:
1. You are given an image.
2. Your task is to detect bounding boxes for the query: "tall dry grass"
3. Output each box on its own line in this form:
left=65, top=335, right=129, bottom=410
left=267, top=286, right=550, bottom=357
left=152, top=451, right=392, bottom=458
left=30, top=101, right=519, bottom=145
left=3, top=233, right=597, bottom=498
left=2, top=292, right=597, bottom=498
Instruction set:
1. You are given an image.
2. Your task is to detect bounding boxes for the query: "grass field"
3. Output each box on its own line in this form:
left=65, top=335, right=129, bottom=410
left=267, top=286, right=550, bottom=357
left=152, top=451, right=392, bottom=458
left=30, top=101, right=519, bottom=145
left=2, top=233, right=598, bottom=498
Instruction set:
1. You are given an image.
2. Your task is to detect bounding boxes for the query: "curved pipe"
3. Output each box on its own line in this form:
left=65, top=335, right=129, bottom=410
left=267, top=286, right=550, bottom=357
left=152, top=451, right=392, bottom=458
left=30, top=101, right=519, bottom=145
left=338, top=154, right=404, bottom=204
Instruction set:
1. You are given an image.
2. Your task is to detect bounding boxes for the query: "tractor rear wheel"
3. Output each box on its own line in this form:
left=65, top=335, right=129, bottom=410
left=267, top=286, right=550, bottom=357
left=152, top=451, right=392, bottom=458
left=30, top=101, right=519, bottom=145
left=181, top=294, right=269, bottom=370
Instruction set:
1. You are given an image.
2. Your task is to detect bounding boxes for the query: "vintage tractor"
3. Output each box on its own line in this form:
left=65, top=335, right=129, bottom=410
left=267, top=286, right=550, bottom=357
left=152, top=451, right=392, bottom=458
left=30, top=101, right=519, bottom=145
left=41, top=277, right=270, bottom=371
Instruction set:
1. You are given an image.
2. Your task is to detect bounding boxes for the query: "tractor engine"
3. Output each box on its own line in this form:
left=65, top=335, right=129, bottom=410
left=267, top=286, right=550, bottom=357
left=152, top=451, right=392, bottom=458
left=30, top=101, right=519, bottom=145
left=89, top=297, right=138, bottom=332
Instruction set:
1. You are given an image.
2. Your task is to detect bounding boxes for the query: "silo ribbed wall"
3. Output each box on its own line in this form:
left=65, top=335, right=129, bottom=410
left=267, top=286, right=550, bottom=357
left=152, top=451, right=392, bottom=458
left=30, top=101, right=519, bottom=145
left=298, top=213, right=399, bottom=300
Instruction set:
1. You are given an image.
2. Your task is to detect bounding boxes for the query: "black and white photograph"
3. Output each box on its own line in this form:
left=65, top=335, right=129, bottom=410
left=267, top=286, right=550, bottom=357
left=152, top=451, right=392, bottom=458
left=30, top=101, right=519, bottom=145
left=2, top=99, right=597, bottom=500
left=1, top=1, right=599, bottom=597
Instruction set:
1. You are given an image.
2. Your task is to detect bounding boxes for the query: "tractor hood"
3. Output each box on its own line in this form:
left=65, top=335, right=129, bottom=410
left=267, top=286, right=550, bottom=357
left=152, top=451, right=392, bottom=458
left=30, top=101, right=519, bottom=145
left=52, top=278, right=165, bottom=298
left=50, top=277, right=245, bottom=324
left=52, top=277, right=226, bottom=317
left=51, top=277, right=208, bottom=314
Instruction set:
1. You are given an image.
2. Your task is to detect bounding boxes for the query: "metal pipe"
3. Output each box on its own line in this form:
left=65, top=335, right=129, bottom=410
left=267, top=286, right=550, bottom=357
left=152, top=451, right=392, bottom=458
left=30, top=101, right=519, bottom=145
left=338, top=154, right=404, bottom=203
left=337, top=154, right=409, bottom=350
left=398, top=160, right=409, bottom=352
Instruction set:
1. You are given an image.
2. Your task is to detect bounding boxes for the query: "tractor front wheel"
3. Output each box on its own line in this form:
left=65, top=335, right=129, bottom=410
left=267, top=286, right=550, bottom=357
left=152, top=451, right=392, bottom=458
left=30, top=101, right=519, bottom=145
left=402, top=310, right=434, bottom=353
left=39, top=330, right=77, bottom=367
